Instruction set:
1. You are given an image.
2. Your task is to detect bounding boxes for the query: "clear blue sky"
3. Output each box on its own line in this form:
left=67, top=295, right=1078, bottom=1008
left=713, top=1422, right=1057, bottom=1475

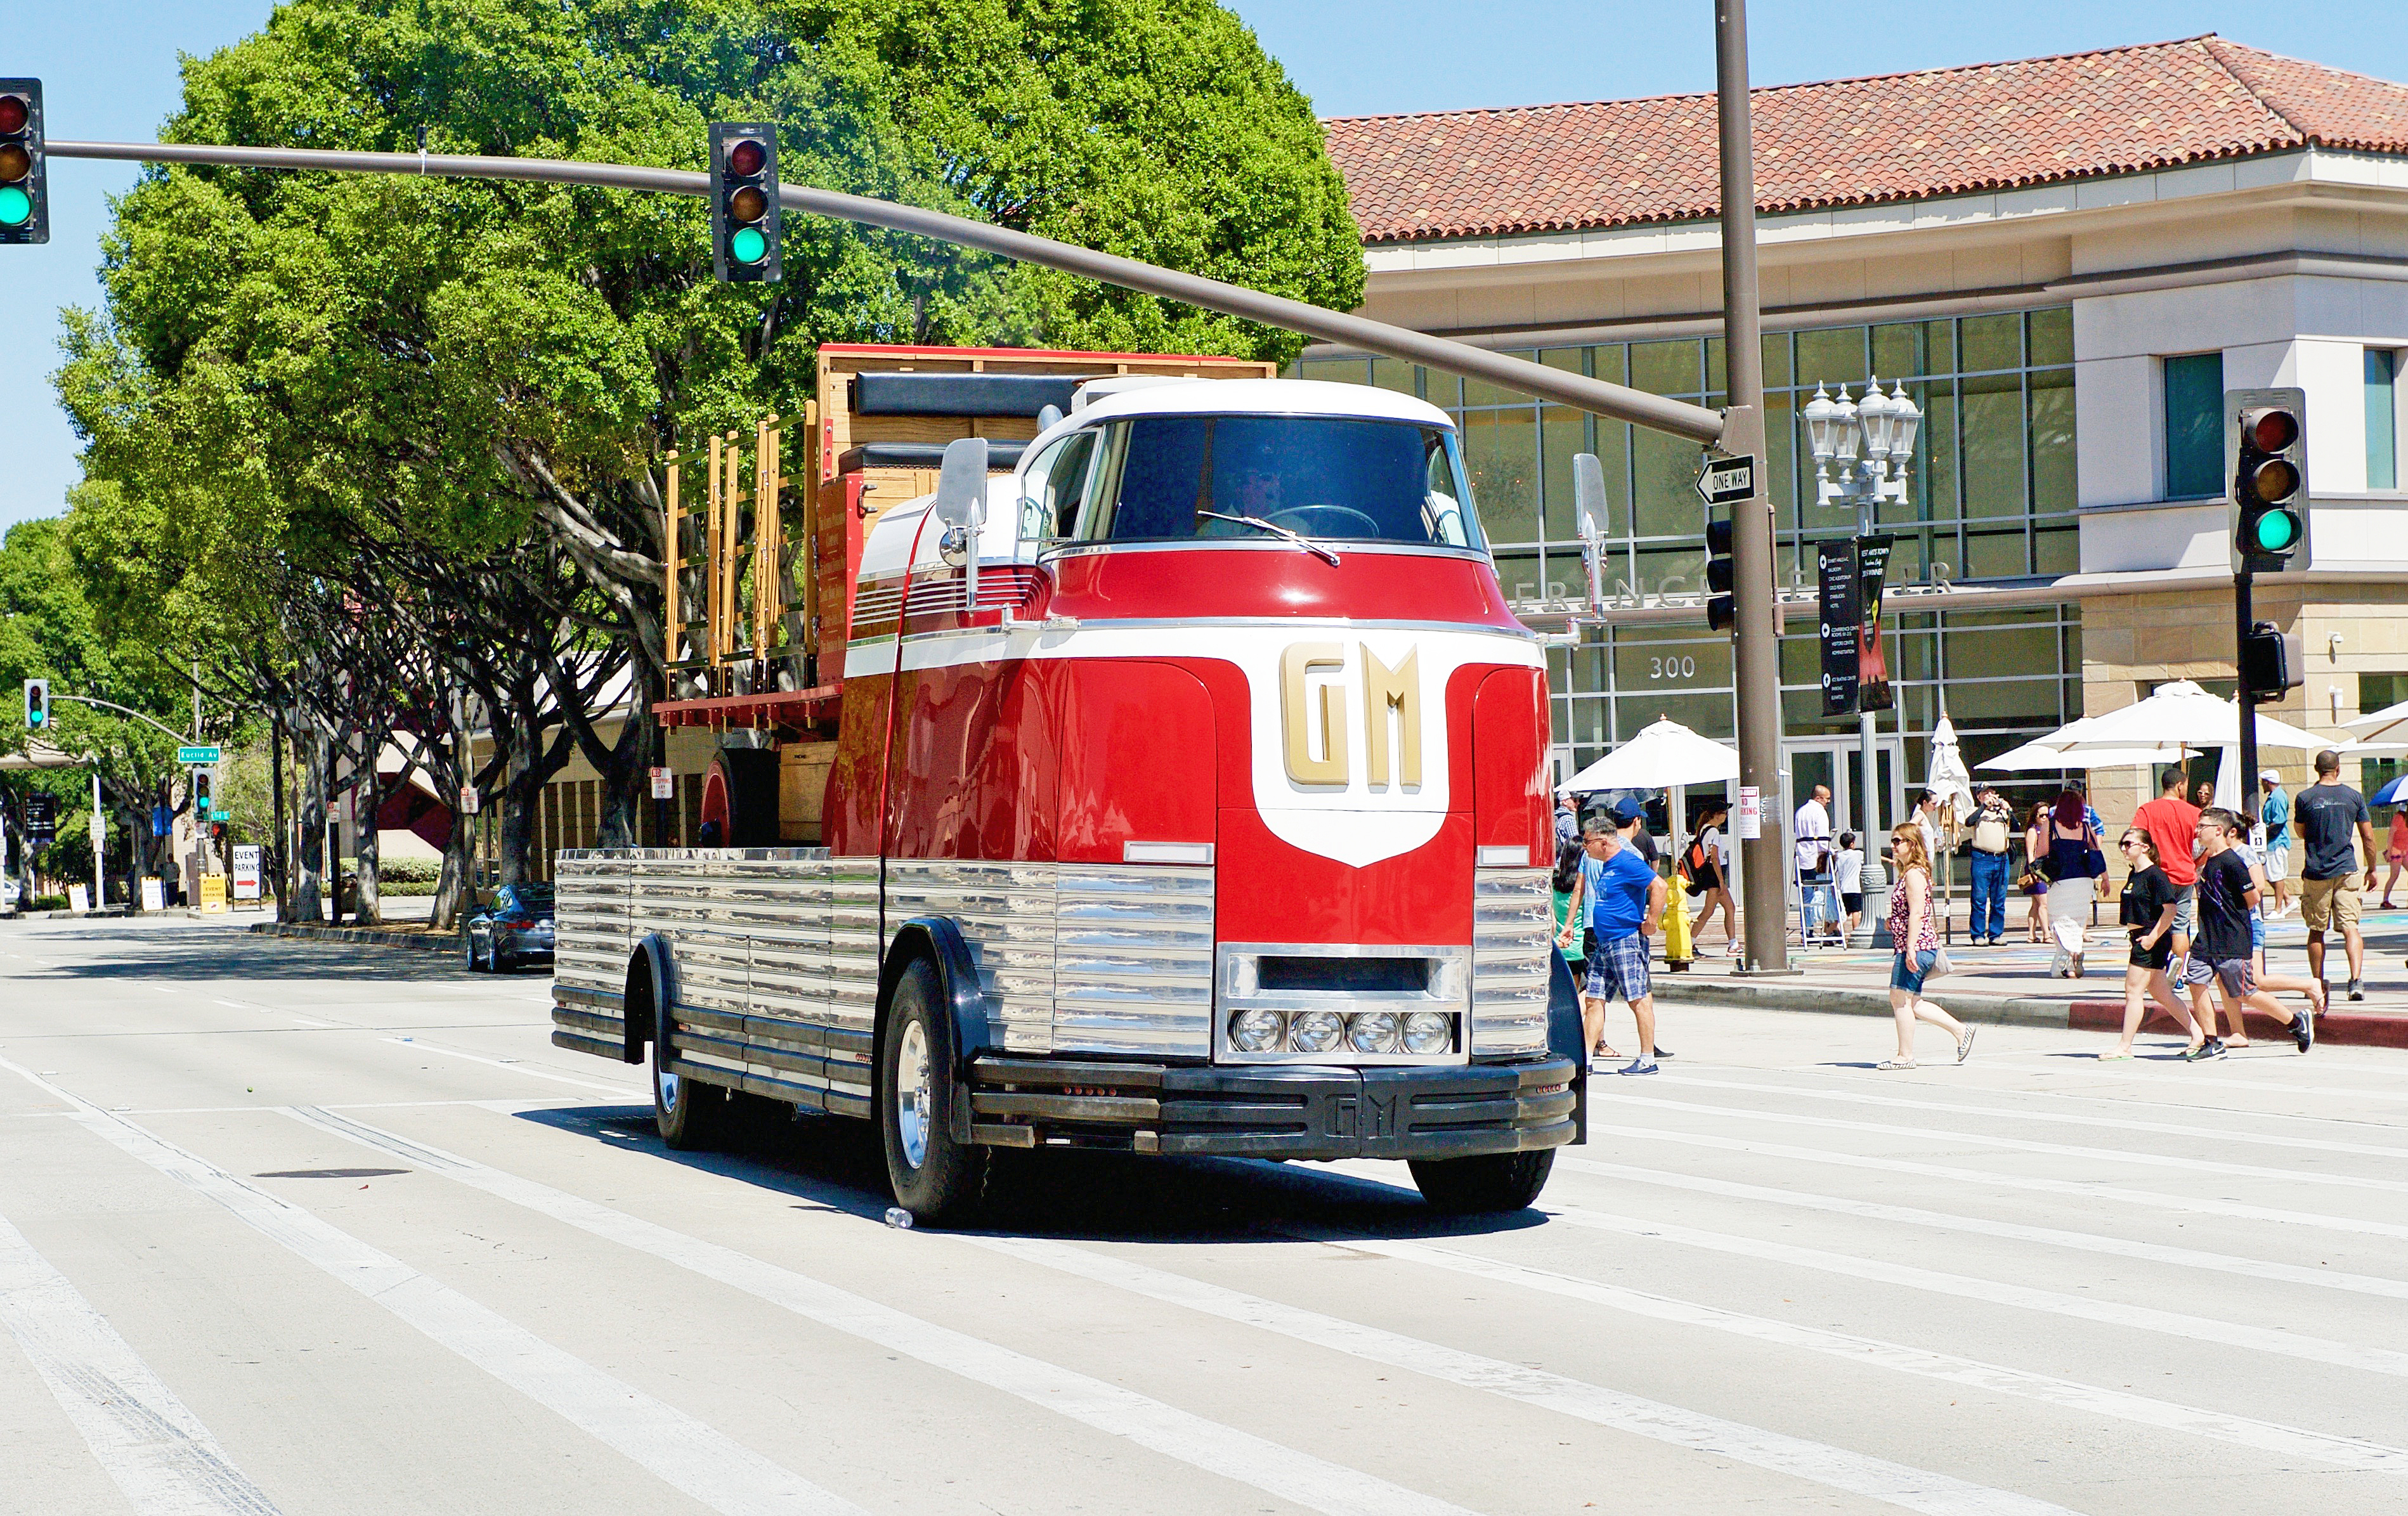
left=4, top=2, right=2404, bottom=530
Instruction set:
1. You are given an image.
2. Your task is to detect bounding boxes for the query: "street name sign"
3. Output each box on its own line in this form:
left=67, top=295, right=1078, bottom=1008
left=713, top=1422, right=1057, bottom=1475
left=178, top=745, right=221, bottom=765
left=1695, top=455, right=1756, bottom=505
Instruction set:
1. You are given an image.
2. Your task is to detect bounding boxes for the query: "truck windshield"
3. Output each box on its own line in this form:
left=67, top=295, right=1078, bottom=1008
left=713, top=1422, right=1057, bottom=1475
left=1083, top=415, right=1483, bottom=551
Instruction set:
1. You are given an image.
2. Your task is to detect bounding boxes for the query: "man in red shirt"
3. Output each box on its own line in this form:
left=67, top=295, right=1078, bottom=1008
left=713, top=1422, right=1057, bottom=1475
left=2130, top=768, right=2203, bottom=964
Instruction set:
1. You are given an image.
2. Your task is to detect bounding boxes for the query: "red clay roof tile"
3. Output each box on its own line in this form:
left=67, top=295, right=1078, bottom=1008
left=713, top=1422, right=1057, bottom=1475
left=1324, top=36, right=2408, bottom=244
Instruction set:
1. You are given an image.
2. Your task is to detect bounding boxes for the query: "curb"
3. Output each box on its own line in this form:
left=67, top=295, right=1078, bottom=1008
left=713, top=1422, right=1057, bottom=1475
left=1650, top=976, right=2408, bottom=1048
left=249, top=921, right=458, bottom=954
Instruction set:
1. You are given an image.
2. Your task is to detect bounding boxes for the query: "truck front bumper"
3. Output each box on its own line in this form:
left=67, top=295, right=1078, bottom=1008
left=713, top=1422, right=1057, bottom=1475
left=960, top=1055, right=1580, bottom=1162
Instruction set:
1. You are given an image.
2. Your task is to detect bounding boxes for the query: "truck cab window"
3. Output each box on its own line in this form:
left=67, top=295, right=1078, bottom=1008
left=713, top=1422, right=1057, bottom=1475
left=1019, top=429, right=1099, bottom=541
left=1085, top=415, right=1485, bottom=552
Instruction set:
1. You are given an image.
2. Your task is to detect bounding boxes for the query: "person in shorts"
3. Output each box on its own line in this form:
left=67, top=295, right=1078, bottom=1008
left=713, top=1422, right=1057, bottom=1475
left=2294, top=749, right=2377, bottom=1000
left=2131, top=767, right=2202, bottom=969
left=2106, top=829, right=2190, bottom=1059
left=2258, top=769, right=2293, bottom=918
left=1557, top=815, right=1666, bottom=1076
left=2185, top=808, right=2312, bottom=1058
left=1834, top=831, right=1865, bottom=940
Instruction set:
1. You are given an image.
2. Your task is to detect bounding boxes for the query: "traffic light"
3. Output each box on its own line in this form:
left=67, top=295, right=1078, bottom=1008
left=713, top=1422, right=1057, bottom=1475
left=1703, top=510, right=1736, bottom=632
left=22, top=678, right=46, bottom=729
left=0, top=79, right=46, bottom=245
left=192, top=767, right=215, bottom=820
left=709, top=123, right=781, bottom=283
left=2241, top=621, right=2301, bottom=701
left=2228, top=387, right=2308, bottom=573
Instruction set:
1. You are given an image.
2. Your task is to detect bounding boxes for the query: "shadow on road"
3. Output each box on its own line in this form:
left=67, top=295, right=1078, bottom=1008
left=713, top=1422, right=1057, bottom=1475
left=2, top=924, right=490, bottom=985
left=515, top=1099, right=1548, bottom=1247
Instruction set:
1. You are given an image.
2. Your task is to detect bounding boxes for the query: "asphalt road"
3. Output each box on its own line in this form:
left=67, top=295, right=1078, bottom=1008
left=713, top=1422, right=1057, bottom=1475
left=4, top=914, right=2406, bottom=1516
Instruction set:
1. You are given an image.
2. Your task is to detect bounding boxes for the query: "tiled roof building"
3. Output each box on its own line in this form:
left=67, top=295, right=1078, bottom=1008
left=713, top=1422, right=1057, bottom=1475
left=1325, top=36, right=2408, bottom=243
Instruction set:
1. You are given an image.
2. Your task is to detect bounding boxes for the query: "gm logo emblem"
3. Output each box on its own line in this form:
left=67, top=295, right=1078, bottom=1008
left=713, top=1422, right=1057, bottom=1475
left=1278, top=642, right=1421, bottom=789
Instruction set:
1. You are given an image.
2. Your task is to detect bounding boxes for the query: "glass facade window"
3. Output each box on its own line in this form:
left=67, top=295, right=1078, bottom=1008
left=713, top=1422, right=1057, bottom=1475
left=2369, top=347, right=2399, bottom=491
left=2164, top=351, right=2225, bottom=500
left=1292, top=309, right=2085, bottom=780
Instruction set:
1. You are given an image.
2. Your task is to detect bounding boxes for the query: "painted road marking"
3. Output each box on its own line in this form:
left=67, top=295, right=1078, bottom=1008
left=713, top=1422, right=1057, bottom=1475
left=1563, top=1156, right=2408, bottom=1300
left=1574, top=1122, right=2408, bottom=1241
left=974, top=1233, right=2081, bottom=1516
left=1286, top=1195, right=2408, bottom=1479
left=378, top=1038, right=638, bottom=1096
left=0, top=1207, right=284, bottom=1513
left=1610, top=1093, right=2408, bottom=1197
left=0, top=1056, right=865, bottom=1516
left=1650, top=1073, right=2408, bottom=1158
left=280, top=1106, right=1485, bottom=1516
left=1547, top=1205, right=2408, bottom=1379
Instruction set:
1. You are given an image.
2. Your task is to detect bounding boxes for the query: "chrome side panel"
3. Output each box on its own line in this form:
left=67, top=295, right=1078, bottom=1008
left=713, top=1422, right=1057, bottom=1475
left=1471, top=867, right=1553, bottom=1055
left=550, top=850, right=1221, bottom=1086
left=885, top=859, right=1060, bottom=1055
left=1053, top=865, right=1215, bottom=1056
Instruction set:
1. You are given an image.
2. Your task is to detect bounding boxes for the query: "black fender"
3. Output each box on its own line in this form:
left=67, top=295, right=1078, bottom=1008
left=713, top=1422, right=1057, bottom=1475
left=880, top=917, right=995, bottom=1144
left=623, top=932, right=679, bottom=1065
left=1546, top=946, right=1587, bottom=1145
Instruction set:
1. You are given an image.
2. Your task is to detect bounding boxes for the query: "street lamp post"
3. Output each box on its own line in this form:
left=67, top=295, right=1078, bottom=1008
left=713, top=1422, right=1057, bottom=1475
left=1803, top=379, right=1922, bottom=946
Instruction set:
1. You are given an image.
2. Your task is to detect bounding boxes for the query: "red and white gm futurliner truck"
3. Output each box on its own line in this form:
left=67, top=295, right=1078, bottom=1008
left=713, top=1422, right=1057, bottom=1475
left=550, top=345, right=1584, bottom=1221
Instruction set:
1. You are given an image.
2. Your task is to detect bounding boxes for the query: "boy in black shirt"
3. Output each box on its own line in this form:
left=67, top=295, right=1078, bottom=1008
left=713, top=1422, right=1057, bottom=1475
left=2183, top=809, right=2313, bottom=1058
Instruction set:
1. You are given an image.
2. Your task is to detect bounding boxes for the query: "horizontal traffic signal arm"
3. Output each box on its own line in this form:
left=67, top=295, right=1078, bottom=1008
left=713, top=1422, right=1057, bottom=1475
left=42, top=138, right=1723, bottom=444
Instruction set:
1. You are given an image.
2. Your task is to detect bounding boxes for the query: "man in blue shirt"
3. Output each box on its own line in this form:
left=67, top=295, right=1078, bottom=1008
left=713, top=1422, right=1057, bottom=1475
left=2258, top=768, right=2293, bottom=919
left=1556, top=806, right=1667, bottom=1076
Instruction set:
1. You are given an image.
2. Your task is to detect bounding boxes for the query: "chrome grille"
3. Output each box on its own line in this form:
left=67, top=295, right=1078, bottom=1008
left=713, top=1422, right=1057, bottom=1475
left=1053, top=865, right=1215, bottom=1056
left=1471, top=867, right=1552, bottom=1055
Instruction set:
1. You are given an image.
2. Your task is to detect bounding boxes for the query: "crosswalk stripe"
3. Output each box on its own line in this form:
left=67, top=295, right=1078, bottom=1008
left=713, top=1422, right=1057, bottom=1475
left=0, top=1207, right=285, bottom=1514
left=279, top=1105, right=1483, bottom=1516
left=1561, top=1155, right=2408, bottom=1300
left=1547, top=1205, right=2408, bottom=1378
left=1279, top=1204, right=2408, bottom=1478
left=377, top=1037, right=642, bottom=1096
left=969, top=1233, right=2080, bottom=1516
left=0, top=1055, right=865, bottom=1516
left=1575, top=1120, right=2408, bottom=1241
left=1608, top=1092, right=2408, bottom=1196
left=1648, top=1073, right=2408, bottom=1159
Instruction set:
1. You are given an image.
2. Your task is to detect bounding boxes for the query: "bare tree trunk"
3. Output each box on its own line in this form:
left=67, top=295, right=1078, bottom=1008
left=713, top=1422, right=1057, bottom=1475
left=296, top=720, right=327, bottom=923
left=350, top=726, right=384, bottom=926
left=271, top=711, right=291, bottom=921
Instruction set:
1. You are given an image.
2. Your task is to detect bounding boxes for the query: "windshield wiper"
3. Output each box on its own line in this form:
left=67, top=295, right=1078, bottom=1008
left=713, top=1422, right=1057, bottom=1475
left=1195, top=510, right=1341, bottom=567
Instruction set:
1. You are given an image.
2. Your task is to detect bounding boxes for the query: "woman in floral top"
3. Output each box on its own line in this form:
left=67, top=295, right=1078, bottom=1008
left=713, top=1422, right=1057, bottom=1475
left=1884, top=823, right=1975, bottom=1070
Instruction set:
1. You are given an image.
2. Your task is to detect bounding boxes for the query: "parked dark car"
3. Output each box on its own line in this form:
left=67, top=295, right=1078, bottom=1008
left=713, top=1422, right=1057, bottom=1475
left=463, top=884, right=556, bottom=971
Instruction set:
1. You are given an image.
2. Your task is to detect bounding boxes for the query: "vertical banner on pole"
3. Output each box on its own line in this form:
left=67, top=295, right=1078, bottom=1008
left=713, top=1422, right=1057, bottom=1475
left=1856, top=534, right=1895, bottom=713
left=1817, top=540, right=1860, bottom=716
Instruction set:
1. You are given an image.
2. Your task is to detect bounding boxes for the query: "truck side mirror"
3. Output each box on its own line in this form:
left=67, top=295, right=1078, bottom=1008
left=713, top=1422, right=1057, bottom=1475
left=1572, top=452, right=1610, bottom=614
left=932, top=436, right=989, bottom=529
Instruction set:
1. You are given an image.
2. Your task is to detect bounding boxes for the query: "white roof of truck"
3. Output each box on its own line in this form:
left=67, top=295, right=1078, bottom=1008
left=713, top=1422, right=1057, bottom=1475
left=1052, top=377, right=1454, bottom=436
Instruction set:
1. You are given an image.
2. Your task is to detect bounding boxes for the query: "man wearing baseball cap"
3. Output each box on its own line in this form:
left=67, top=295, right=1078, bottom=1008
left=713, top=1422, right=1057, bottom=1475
left=2258, top=768, right=2293, bottom=918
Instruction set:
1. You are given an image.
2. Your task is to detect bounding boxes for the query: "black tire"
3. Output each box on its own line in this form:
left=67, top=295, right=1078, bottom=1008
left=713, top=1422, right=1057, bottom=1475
left=652, top=1002, right=728, bottom=1150
left=878, top=957, right=988, bottom=1225
left=463, top=931, right=484, bottom=973
left=1409, top=1150, right=1556, bottom=1214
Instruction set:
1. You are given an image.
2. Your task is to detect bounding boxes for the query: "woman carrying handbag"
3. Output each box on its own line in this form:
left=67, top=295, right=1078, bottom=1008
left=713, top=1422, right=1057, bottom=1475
left=1882, top=824, right=1975, bottom=1071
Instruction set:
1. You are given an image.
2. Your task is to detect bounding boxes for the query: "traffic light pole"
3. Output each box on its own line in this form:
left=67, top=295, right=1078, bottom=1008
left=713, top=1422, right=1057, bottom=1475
left=2235, top=569, right=2260, bottom=833
left=1714, top=0, right=1789, bottom=974
left=44, top=139, right=1726, bottom=446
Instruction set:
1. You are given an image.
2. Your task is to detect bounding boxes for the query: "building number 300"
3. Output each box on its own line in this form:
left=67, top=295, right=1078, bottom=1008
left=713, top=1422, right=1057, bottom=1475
left=1649, top=655, right=1697, bottom=681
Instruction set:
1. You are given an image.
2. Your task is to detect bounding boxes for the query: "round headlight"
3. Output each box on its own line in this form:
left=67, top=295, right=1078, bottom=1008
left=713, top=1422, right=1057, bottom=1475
left=1289, top=1010, right=1343, bottom=1053
left=1348, top=1011, right=1400, bottom=1053
left=1402, top=1011, right=1453, bottom=1054
left=1230, top=1008, right=1285, bottom=1053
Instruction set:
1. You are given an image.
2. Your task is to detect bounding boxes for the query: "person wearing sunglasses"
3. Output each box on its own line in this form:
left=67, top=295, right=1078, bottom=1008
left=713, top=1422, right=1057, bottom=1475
left=2106, top=830, right=2195, bottom=1059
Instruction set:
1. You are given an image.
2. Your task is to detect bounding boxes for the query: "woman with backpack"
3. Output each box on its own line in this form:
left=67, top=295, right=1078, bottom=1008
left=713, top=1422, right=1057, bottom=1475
left=1686, top=801, right=1737, bottom=952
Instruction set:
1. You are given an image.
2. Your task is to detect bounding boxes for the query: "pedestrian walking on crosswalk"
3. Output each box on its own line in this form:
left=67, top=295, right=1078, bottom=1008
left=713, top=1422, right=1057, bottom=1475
left=1880, top=824, right=1975, bottom=1071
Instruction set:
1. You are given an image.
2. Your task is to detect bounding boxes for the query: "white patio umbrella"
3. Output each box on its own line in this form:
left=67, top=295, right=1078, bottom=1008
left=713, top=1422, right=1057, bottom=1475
left=1925, top=717, right=1976, bottom=813
left=2043, top=680, right=2329, bottom=754
left=1558, top=719, right=1743, bottom=954
left=2345, top=695, right=2408, bottom=745
left=1979, top=740, right=2179, bottom=772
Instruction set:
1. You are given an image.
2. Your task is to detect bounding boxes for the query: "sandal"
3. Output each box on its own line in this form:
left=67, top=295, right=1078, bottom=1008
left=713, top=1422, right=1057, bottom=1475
left=1876, top=1058, right=1918, bottom=1071
left=2099, top=1049, right=2134, bottom=1061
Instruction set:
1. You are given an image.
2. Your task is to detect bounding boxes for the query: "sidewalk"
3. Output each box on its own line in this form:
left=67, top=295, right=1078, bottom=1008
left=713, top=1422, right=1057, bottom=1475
left=1653, top=902, right=2408, bottom=1049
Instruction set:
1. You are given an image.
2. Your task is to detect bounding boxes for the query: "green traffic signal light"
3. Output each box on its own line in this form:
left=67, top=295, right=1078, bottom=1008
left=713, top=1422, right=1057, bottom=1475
left=0, top=186, right=27, bottom=227
left=2251, top=509, right=2300, bottom=552
left=729, top=225, right=766, bottom=264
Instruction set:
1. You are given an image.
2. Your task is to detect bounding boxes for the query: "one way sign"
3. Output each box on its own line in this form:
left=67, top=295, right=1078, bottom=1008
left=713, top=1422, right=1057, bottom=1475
left=1695, top=455, right=1756, bottom=505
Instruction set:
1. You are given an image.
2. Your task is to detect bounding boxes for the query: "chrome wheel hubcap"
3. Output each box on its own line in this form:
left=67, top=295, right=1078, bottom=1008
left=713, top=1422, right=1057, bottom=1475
left=656, top=1059, right=679, bottom=1111
left=895, top=1020, right=931, bottom=1170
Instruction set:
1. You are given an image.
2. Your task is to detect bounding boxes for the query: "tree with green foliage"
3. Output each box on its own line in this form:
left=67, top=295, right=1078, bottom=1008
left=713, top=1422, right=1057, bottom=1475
left=56, top=0, right=1365, bottom=901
